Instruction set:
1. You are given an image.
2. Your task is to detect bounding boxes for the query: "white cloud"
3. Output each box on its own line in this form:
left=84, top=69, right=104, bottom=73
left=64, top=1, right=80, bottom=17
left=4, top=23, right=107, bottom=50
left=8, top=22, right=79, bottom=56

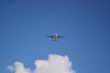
left=7, top=54, right=75, bottom=73
left=7, top=61, right=31, bottom=73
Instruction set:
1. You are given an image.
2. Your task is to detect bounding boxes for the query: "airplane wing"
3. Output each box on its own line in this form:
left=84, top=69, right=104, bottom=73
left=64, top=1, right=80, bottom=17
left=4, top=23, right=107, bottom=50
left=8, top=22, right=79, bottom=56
left=58, top=36, right=64, bottom=38
left=48, top=36, right=54, bottom=38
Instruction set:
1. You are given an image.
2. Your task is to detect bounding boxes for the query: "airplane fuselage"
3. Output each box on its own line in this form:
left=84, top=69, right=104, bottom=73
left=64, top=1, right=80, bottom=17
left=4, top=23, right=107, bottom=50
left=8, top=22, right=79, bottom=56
left=53, top=34, right=58, bottom=41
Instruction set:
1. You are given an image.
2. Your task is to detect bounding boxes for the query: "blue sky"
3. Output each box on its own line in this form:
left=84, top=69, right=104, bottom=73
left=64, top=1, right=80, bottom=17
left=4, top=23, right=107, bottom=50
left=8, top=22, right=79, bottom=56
left=0, top=0, right=110, bottom=73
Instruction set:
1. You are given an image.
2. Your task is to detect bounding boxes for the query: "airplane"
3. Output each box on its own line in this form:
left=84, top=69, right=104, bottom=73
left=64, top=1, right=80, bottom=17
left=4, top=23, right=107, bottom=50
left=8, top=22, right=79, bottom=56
left=48, top=33, right=64, bottom=41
